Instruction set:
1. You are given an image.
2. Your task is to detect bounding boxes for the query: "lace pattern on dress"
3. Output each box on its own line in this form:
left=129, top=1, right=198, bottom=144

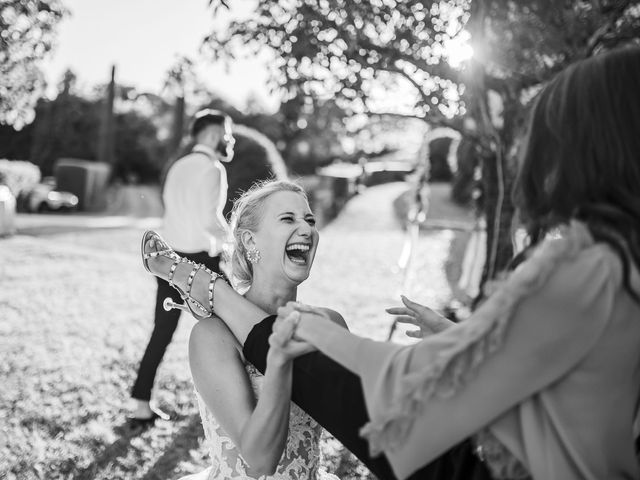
left=196, top=363, right=338, bottom=480
left=359, top=221, right=594, bottom=470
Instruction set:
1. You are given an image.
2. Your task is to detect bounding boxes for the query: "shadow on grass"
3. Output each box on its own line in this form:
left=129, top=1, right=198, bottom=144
left=140, top=413, right=204, bottom=480
left=72, top=414, right=203, bottom=480
left=73, top=420, right=143, bottom=480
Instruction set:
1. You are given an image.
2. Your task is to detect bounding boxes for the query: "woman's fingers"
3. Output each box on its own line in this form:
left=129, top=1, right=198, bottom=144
left=276, top=304, right=297, bottom=319
left=403, top=296, right=456, bottom=334
left=283, top=302, right=331, bottom=325
left=272, top=312, right=298, bottom=344
left=268, top=333, right=314, bottom=358
left=401, top=295, right=430, bottom=312
left=390, top=296, right=455, bottom=337
left=405, top=330, right=424, bottom=338
left=278, top=302, right=319, bottom=320
left=385, top=307, right=415, bottom=316
left=282, top=300, right=310, bottom=311
left=270, top=312, right=316, bottom=358
left=290, top=302, right=326, bottom=317
left=401, top=295, right=442, bottom=319
left=392, top=315, right=420, bottom=325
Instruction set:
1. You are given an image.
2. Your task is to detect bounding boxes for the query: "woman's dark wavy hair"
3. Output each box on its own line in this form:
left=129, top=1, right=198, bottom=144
left=513, top=46, right=640, bottom=302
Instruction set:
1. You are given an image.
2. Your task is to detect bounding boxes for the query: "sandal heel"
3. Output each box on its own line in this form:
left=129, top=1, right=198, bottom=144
left=163, top=298, right=189, bottom=313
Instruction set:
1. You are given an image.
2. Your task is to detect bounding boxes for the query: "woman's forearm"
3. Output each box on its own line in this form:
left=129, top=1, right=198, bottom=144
left=238, top=353, right=293, bottom=474
left=296, top=314, right=365, bottom=375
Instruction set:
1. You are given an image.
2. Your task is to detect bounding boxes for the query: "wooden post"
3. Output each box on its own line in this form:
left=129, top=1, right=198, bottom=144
left=97, top=65, right=116, bottom=167
left=169, top=95, right=185, bottom=157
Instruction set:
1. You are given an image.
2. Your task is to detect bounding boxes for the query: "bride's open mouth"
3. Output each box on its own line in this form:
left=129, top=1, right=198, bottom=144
left=285, top=242, right=311, bottom=266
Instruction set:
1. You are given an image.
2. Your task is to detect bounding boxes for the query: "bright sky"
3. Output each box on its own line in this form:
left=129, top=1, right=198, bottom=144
left=42, top=0, right=277, bottom=110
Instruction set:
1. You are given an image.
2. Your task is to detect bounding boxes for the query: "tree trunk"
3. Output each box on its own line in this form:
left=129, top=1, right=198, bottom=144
left=97, top=65, right=116, bottom=167
left=29, top=100, right=55, bottom=175
left=476, top=146, right=515, bottom=304
left=168, top=95, right=185, bottom=159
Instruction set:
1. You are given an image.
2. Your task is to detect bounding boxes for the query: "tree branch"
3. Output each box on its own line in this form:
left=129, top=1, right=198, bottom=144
left=376, top=63, right=432, bottom=107
left=584, top=0, right=631, bottom=57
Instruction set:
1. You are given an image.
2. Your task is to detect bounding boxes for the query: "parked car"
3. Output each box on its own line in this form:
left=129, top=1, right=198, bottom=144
left=26, top=177, right=79, bottom=213
left=0, top=184, right=17, bottom=235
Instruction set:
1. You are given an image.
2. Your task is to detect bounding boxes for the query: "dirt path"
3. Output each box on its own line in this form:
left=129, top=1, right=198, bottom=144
left=300, top=182, right=460, bottom=342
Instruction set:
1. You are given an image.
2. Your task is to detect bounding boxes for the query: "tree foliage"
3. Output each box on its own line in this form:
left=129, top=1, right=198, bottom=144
left=223, top=124, right=288, bottom=216
left=205, top=0, right=640, bottom=282
left=0, top=0, right=66, bottom=127
left=277, top=94, right=348, bottom=173
left=0, top=70, right=168, bottom=183
left=205, top=1, right=639, bottom=131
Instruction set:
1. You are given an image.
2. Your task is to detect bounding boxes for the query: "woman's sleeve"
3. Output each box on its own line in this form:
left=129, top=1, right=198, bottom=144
left=352, top=245, right=620, bottom=479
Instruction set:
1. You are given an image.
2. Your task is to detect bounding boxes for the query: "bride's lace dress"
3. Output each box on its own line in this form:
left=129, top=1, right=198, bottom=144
left=187, top=363, right=339, bottom=480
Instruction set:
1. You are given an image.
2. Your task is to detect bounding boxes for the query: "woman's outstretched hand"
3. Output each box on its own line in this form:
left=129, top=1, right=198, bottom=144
left=269, top=311, right=316, bottom=361
left=386, top=295, right=455, bottom=338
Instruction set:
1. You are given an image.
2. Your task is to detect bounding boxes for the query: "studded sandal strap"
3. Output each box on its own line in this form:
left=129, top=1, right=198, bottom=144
left=206, top=270, right=227, bottom=314
left=184, top=264, right=210, bottom=317
left=208, top=275, right=216, bottom=314
left=168, top=258, right=195, bottom=287
left=186, top=263, right=199, bottom=296
left=167, top=258, right=182, bottom=287
left=143, top=248, right=176, bottom=261
left=191, top=265, right=225, bottom=316
left=197, top=266, right=217, bottom=314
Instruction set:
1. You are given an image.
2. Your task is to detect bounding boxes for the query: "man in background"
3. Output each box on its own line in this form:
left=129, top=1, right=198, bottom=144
left=129, top=109, right=235, bottom=427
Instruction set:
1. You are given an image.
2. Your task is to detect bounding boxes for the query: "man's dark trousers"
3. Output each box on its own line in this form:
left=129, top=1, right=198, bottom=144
left=131, top=251, right=221, bottom=401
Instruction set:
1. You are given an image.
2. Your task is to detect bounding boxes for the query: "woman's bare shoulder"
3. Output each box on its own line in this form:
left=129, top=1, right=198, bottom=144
left=190, top=317, right=243, bottom=364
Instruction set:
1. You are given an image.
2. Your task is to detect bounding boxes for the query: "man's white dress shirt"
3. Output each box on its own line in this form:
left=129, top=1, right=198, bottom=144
left=162, top=144, right=229, bottom=256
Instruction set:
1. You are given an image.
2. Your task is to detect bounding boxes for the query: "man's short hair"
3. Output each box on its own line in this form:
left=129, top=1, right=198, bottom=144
left=190, top=109, right=231, bottom=138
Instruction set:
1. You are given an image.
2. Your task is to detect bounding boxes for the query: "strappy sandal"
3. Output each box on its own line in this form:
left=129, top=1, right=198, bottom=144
left=141, top=230, right=225, bottom=321
left=141, top=230, right=179, bottom=274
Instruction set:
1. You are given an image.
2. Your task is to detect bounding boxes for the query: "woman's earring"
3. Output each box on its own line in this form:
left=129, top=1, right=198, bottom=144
left=246, top=247, right=261, bottom=264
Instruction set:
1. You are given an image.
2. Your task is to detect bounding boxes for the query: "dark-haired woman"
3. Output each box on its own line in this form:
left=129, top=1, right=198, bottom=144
left=142, top=46, right=640, bottom=479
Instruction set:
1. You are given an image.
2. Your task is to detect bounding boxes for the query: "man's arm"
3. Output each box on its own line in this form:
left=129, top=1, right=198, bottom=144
left=198, top=162, right=229, bottom=255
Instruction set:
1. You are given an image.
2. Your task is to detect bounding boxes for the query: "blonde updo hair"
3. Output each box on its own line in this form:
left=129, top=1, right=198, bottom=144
left=227, top=179, right=309, bottom=289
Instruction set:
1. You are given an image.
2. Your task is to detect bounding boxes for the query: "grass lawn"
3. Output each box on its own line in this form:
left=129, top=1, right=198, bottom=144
left=1, top=183, right=469, bottom=479
left=1, top=229, right=208, bottom=479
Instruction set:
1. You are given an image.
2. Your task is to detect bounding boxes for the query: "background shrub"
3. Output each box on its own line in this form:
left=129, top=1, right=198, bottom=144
left=0, top=159, right=41, bottom=197
left=428, top=136, right=454, bottom=182
left=223, top=124, right=288, bottom=217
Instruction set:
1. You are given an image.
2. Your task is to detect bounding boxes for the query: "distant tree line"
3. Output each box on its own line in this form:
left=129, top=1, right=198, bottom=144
left=0, top=1, right=412, bottom=186
left=0, top=0, right=355, bottom=184
left=0, top=68, right=353, bottom=183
